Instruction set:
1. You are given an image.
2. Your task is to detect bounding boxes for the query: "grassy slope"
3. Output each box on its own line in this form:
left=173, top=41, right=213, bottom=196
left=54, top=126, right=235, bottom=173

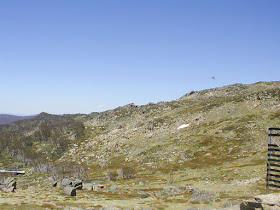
left=1, top=81, right=280, bottom=209
left=43, top=81, right=278, bottom=208
left=63, top=81, right=279, bottom=169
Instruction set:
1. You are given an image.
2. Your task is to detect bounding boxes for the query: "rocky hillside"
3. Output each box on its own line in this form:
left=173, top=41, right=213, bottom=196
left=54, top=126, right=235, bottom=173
left=60, top=81, right=280, bottom=169
left=1, top=81, right=279, bottom=169
left=0, top=81, right=280, bottom=209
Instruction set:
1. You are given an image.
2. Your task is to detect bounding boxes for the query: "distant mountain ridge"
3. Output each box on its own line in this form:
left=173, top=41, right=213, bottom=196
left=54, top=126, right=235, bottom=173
left=0, top=114, right=34, bottom=125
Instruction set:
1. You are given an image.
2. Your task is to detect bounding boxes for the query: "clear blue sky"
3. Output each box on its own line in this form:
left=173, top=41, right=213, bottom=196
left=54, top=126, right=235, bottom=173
left=0, top=0, right=279, bottom=115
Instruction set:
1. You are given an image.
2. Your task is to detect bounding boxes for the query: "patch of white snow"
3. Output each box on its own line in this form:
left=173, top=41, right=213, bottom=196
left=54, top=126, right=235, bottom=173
left=177, top=124, right=190, bottom=130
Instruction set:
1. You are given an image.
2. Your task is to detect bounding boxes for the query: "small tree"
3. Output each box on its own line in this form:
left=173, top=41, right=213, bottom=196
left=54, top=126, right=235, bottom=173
left=50, top=162, right=87, bottom=181
left=105, top=170, right=118, bottom=181
left=117, top=167, right=136, bottom=179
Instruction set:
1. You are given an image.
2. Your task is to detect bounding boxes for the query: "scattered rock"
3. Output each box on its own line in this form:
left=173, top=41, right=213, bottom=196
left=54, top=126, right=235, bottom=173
left=223, top=201, right=241, bottom=208
left=82, top=182, right=93, bottom=190
left=93, top=184, right=105, bottom=191
left=189, top=190, right=215, bottom=203
left=162, top=186, right=185, bottom=195
left=184, top=90, right=196, bottom=97
left=110, top=185, right=119, bottom=191
left=124, top=103, right=138, bottom=109
left=101, top=206, right=121, bottom=210
left=155, top=185, right=193, bottom=197
left=21, top=184, right=28, bottom=190
left=184, top=207, right=215, bottom=210
left=140, top=108, right=147, bottom=114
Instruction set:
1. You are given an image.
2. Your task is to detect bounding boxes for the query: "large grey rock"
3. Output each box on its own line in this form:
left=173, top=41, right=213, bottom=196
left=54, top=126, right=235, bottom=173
left=61, top=178, right=72, bottom=186
left=255, top=194, right=280, bottom=206
left=240, top=200, right=263, bottom=210
left=62, top=186, right=76, bottom=196
left=240, top=193, right=280, bottom=209
left=5, top=179, right=16, bottom=189
left=72, top=179, right=83, bottom=190
left=52, top=180, right=58, bottom=187
left=0, top=177, right=16, bottom=192
left=1, top=186, right=15, bottom=193
left=61, top=177, right=82, bottom=190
